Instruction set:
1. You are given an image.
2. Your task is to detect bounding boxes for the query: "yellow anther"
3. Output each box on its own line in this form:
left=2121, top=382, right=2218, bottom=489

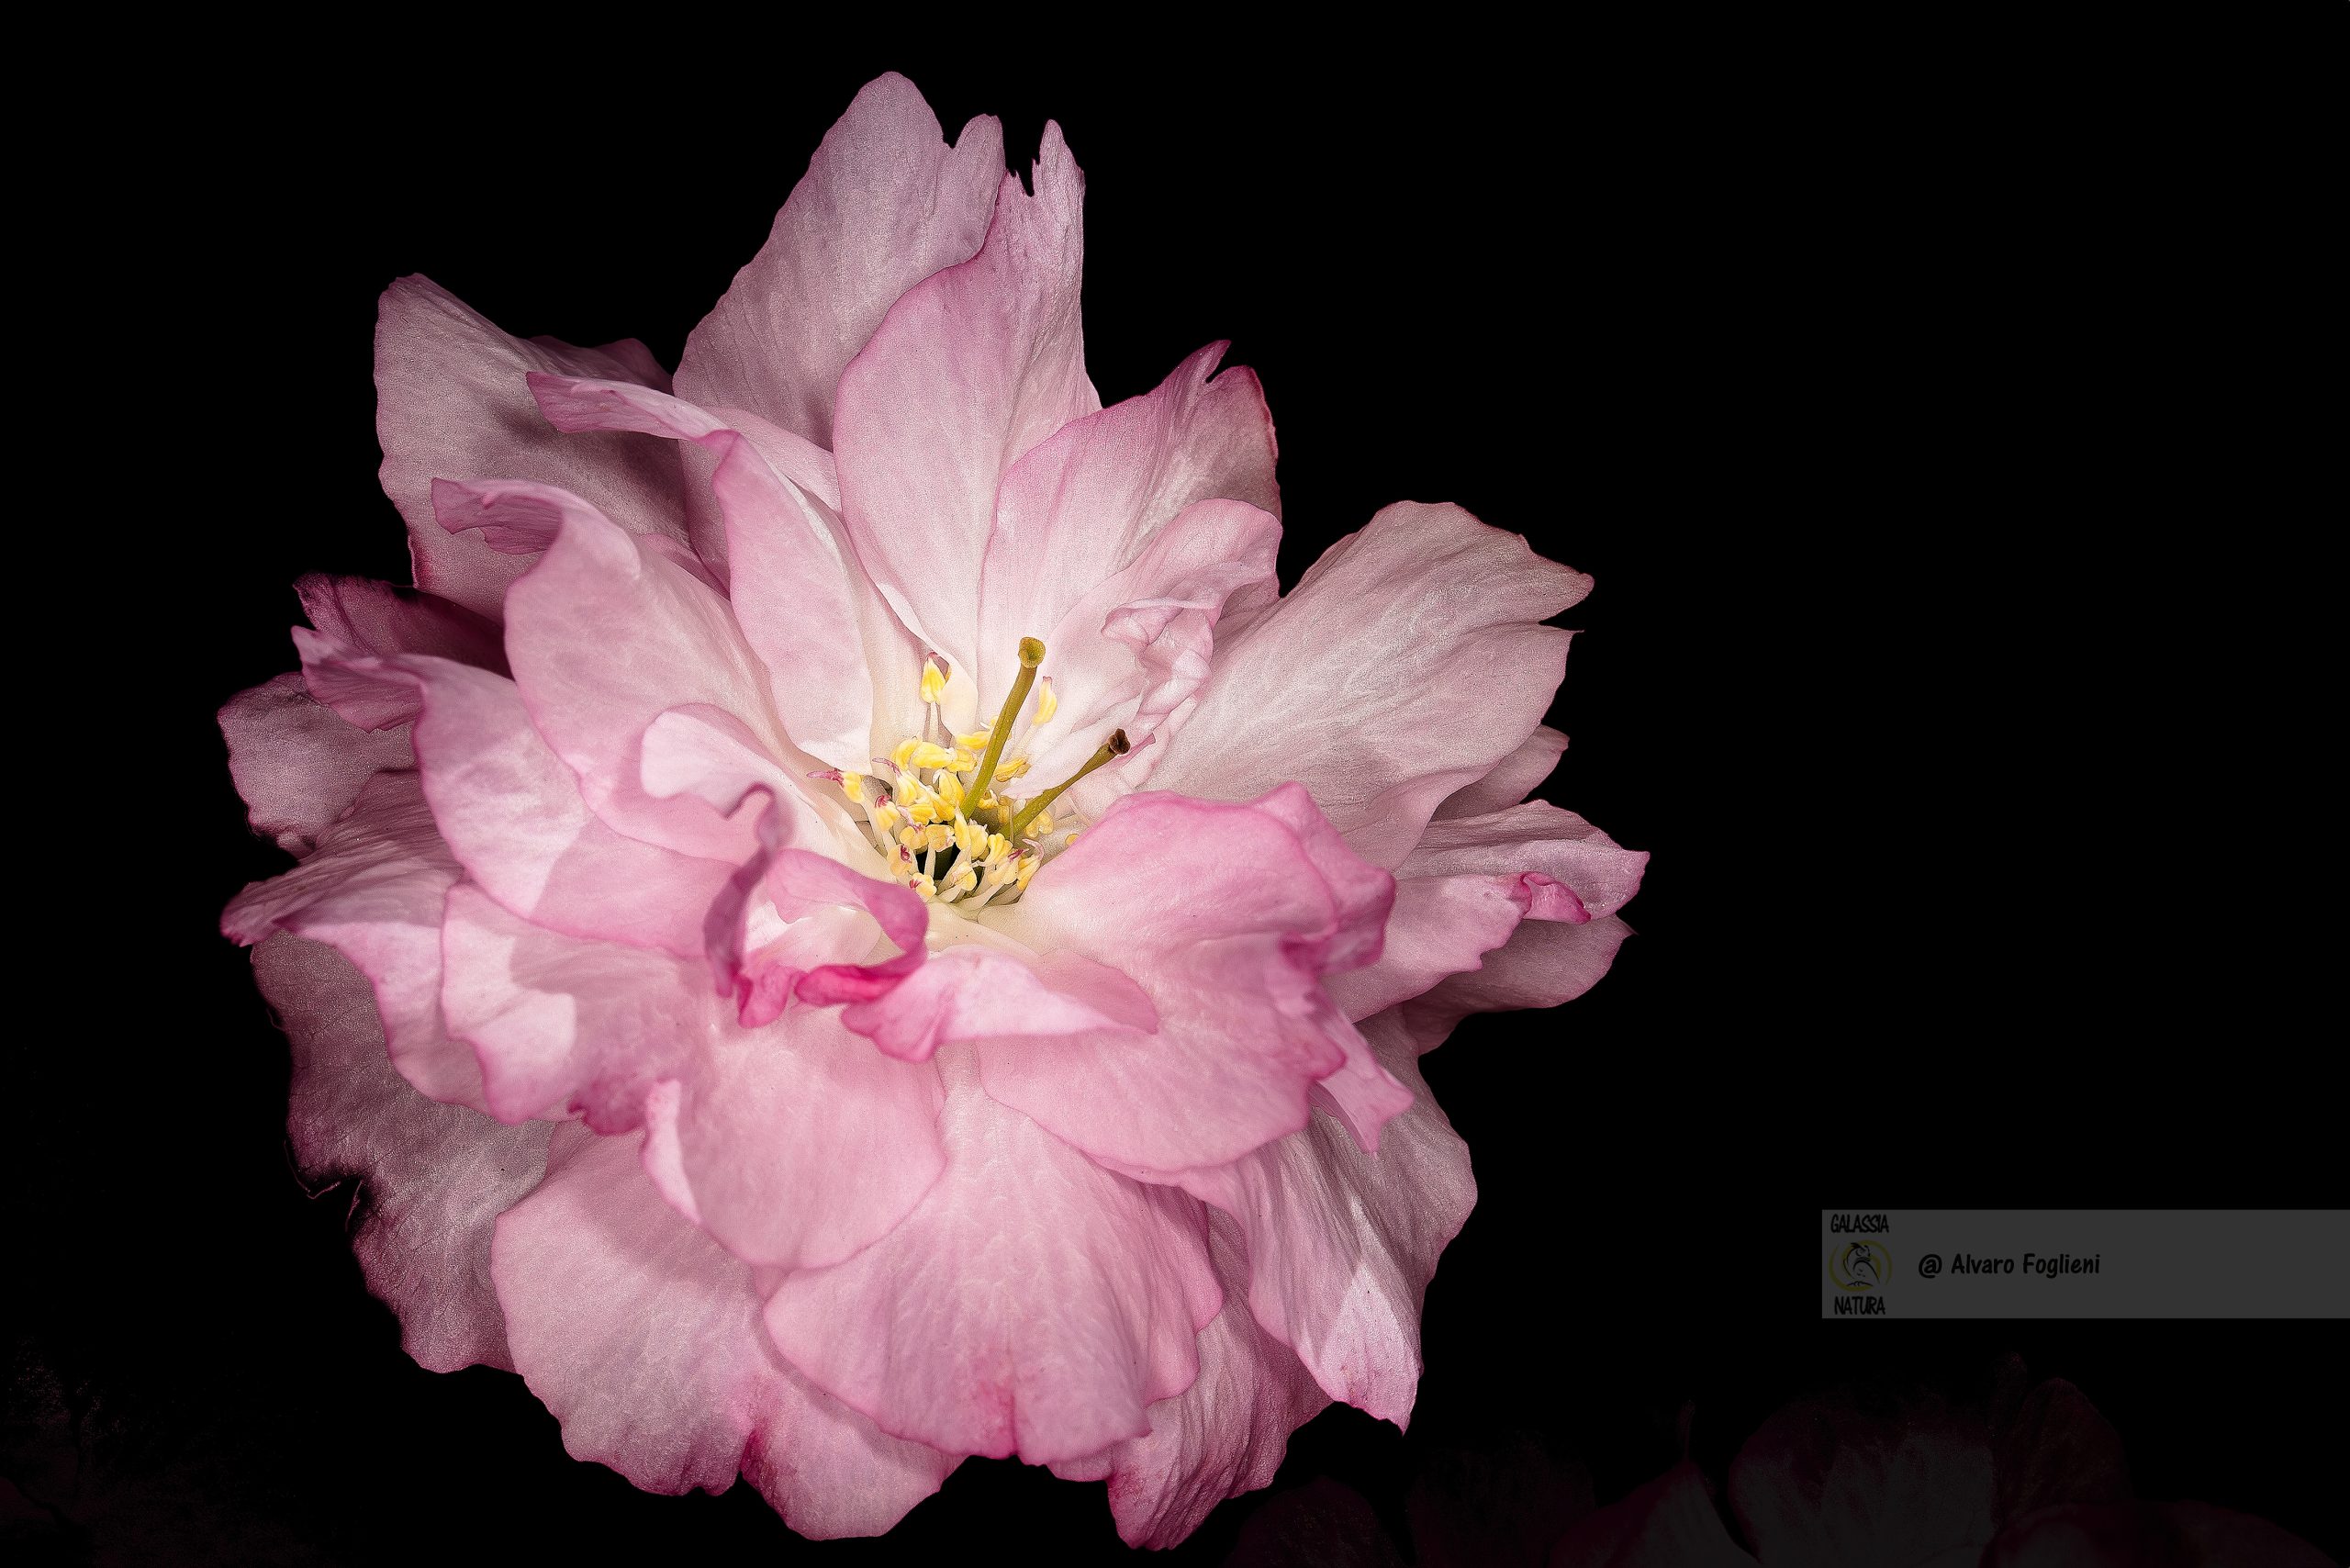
left=920, top=657, right=948, bottom=705
left=985, top=832, right=1010, bottom=863
left=922, top=823, right=955, bottom=854
left=842, top=771, right=867, bottom=805
left=897, top=825, right=926, bottom=850
left=1014, top=857, right=1038, bottom=891
left=954, top=816, right=990, bottom=859
left=944, top=864, right=979, bottom=896
left=909, top=874, right=937, bottom=900
left=935, top=772, right=965, bottom=813
left=1029, top=812, right=1055, bottom=838
left=870, top=801, right=903, bottom=835
left=906, top=741, right=957, bottom=771
left=906, top=798, right=937, bottom=825
left=955, top=729, right=993, bottom=752
left=891, top=738, right=921, bottom=771
left=950, top=748, right=979, bottom=772
left=1034, top=677, right=1058, bottom=725
left=995, top=757, right=1031, bottom=780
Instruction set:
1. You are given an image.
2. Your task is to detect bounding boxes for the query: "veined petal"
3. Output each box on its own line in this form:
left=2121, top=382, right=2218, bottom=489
left=375, top=275, right=683, bottom=620
left=676, top=72, right=1005, bottom=450
left=1147, top=501, right=1592, bottom=868
left=491, top=1125, right=957, bottom=1537
left=976, top=339, right=1280, bottom=711
left=252, top=935, right=549, bottom=1373
left=761, top=1053, right=1220, bottom=1464
left=1435, top=724, right=1568, bottom=820
left=832, top=121, right=1096, bottom=682
left=219, top=672, right=413, bottom=857
left=1171, top=1012, right=1472, bottom=1429
left=528, top=375, right=924, bottom=769
left=979, top=787, right=1408, bottom=1176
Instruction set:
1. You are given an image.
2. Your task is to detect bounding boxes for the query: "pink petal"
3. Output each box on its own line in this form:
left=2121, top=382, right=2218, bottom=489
left=979, top=786, right=1408, bottom=1176
left=1329, top=802, right=1649, bottom=1022
left=831, top=121, right=1096, bottom=678
left=1016, top=498, right=1281, bottom=804
left=1173, top=1012, right=1473, bottom=1428
left=490, top=1125, right=957, bottom=1537
left=219, top=672, right=413, bottom=857
left=976, top=339, right=1280, bottom=710
left=1437, top=725, right=1568, bottom=819
left=223, top=771, right=482, bottom=1107
left=288, top=641, right=742, bottom=958
left=761, top=1055, right=1220, bottom=1464
left=439, top=883, right=946, bottom=1272
left=528, top=375, right=922, bottom=770
left=483, top=480, right=796, bottom=864
left=1052, top=1215, right=1329, bottom=1549
left=252, top=935, right=549, bottom=1373
left=675, top=72, right=1005, bottom=450
left=1982, top=1502, right=2333, bottom=1568
left=374, top=275, right=684, bottom=620
left=1147, top=501, right=1593, bottom=868
left=1400, top=915, right=1638, bottom=1054
left=1550, top=1462, right=1761, bottom=1567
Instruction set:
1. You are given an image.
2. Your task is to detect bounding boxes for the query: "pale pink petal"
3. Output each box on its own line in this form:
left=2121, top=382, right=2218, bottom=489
left=761, top=1054, right=1220, bottom=1464
left=979, top=787, right=1407, bottom=1176
left=676, top=72, right=1005, bottom=450
left=977, top=339, right=1280, bottom=704
left=1147, top=501, right=1592, bottom=868
left=834, top=945, right=1158, bottom=1065
left=1013, top=498, right=1281, bottom=801
left=1982, top=1502, right=2333, bottom=1568
left=1174, top=1012, right=1473, bottom=1428
left=1399, top=915, right=1638, bottom=1054
left=491, top=1125, right=957, bottom=1537
left=219, top=672, right=413, bottom=857
left=223, top=771, right=481, bottom=1107
left=483, top=480, right=795, bottom=864
left=831, top=122, right=1096, bottom=678
left=1437, top=725, right=1569, bottom=820
left=291, top=644, right=740, bottom=959
left=1550, top=1462, right=1761, bottom=1568
left=1328, top=803, right=1649, bottom=1022
left=527, top=375, right=923, bottom=770
left=438, top=884, right=946, bottom=1271
left=252, top=935, right=549, bottom=1372
left=1054, top=1215, right=1330, bottom=1549
left=374, top=275, right=683, bottom=620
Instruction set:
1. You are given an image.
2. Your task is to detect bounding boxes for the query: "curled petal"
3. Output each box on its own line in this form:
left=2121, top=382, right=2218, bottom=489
left=374, top=274, right=682, bottom=620
left=219, top=672, right=413, bottom=857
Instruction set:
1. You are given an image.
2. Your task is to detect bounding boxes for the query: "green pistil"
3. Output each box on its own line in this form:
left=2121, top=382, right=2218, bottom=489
left=968, top=636, right=1045, bottom=807
left=1009, top=729, right=1129, bottom=840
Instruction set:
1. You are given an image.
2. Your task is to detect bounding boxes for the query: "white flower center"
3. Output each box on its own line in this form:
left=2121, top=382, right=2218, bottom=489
left=814, top=636, right=1126, bottom=908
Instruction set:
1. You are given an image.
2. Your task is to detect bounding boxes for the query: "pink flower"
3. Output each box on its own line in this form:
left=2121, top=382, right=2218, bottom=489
left=220, top=73, right=1643, bottom=1544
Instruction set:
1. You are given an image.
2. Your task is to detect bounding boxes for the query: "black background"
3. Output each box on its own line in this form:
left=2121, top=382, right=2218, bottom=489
left=14, top=26, right=2344, bottom=1566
